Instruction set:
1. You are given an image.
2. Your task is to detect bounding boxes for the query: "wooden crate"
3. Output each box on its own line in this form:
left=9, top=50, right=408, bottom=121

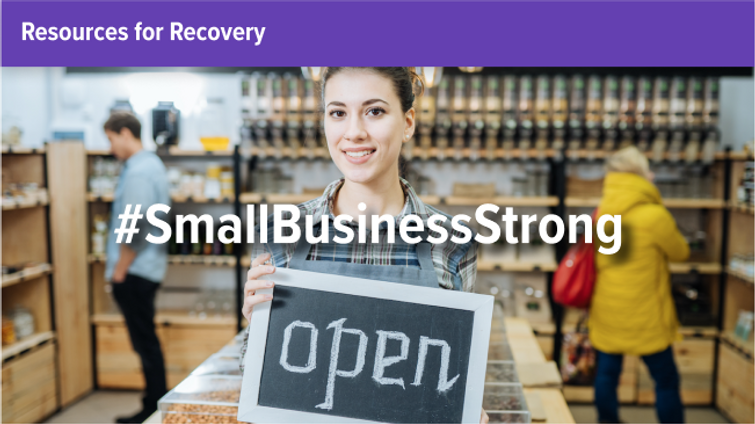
left=2, top=342, right=58, bottom=423
left=562, top=355, right=638, bottom=404
left=716, top=343, right=754, bottom=424
left=637, top=338, right=715, bottom=405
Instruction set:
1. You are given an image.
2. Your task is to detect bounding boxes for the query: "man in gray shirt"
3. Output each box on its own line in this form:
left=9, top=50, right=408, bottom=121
left=104, top=112, right=170, bottom=423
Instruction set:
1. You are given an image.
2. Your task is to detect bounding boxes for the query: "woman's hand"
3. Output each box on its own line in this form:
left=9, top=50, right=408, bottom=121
left=242, top=252, right=276, bottom=322
left=480, top=408, right=489, bottom=424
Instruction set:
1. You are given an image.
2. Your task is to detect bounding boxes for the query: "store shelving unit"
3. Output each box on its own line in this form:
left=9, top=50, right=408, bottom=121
left=715, top=151, right=754, bottom=424
left=1, top=147, right=59, bottom=423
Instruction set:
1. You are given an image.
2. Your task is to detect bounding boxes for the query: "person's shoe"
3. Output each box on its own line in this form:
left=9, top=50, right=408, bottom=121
left=115, top=408, right=156, bottom=423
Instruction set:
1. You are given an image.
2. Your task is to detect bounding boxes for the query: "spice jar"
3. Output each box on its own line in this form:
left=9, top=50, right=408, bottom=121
left=8, top=307, right=34, bottom=339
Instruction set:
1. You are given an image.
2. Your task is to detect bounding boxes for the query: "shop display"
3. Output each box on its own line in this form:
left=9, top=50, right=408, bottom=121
left=89, top=157, right=120, bottom=196
left=159, top=375, right=242, bottom=424
left=1, top=181, right=48, bottom=207
left=2, top=315, right=16, bottom=344
left=188, top=290, right=235, bottom=320
left=672, top=274, right=715, bottom=327
left=488, top=342, right=514, bottom=361
left=91, top=214, right=108, bottom=255
left=191, top=354, right=242, bottom=376
left=730, top=253, right=755, bottom=279
left=240, top=73, right=720, bottom=161
left=734, top=311, right=754, bottom=343
left=485, top=361, right=519, bottom=383
left=153, top=101, right=181, bottom=148
left=6, top=306, right=35, bottom=339
left=482, top=383, right=531, bottom=423
left=736, top=161, right=754, bottom=206
left=199, top=98, right=231, bottom=151
left=167, top=164, right=234, bottom=200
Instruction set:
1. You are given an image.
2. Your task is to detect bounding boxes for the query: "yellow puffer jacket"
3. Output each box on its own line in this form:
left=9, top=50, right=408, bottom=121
left=588, top=172, right=690, bottom=356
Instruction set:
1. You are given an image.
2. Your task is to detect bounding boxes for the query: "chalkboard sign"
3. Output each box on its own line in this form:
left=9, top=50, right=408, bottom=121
left=238, top=268, right=493, bottom=424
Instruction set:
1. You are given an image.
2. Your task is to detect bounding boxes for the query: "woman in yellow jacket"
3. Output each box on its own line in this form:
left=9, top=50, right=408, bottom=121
left=590, top=146, right=690, bottom=423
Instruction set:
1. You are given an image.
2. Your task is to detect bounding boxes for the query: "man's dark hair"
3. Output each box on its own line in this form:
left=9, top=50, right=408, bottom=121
left=104, top=112, right=142, bottom=140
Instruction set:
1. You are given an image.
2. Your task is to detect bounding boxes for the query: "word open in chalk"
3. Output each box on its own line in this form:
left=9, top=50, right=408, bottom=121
left=279, top=318, right=461, bottom=411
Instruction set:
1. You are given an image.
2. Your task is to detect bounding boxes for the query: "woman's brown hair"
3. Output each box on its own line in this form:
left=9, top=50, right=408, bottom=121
left=320, top=67, right=424, bottom=113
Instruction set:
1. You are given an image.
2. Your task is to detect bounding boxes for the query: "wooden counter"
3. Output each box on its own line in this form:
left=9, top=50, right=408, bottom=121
left=504, top=317, right=575, bottom=423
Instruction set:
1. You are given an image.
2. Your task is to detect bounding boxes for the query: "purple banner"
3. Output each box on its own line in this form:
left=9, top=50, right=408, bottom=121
left=3, top=1, right=753, bottom=67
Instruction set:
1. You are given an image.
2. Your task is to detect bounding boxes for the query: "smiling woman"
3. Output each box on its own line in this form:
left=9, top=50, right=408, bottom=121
left=240, top=67, right=488, bottom=424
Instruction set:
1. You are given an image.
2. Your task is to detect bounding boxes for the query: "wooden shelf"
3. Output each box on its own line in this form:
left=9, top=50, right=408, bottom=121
left=729, top=201, right=754, bottom=215
left=89, top=254, right=236, bottom=267
left=564, top=197, right=601, bottom=207
left=239, top=192, right=557, bottom=207
left=678, top=326, right=719, bottom=338
left=669, top=262, right=722, bottom=274
left=165, top=146, right=233, bottom=156
left=1, top=145, right=45, bottom=155
left=729, top=150, right=754, bottom=161
left=92, top=311, right=235, bottom=327
left=243, top=147, right=559, bottom=161
left=238, top=192, right=319, bottom=204
left=239, top=192, right=263, bottom=203
left=445, top=196, right=558, bottom=207
left=2, top=194, right=49, bottom=210
left=87, top=193, right=235, bottom=204
left=478, top=261, right=558, bottom=273
left=728, top=267, right=755, bottom=286
left=663, top=198, right=725, bottom=209
left=566, top=150, right=728, bottom=161
left=1, top=331, right=55, bottom=361
left=170, top=194, right=235, bottom=204
left=242, top=146, right=330, bottom=159
left=409, top=147, right=557, bottom=160
left=86, top=150, right=113, bottom=156
left=565, top=197, right=726, bottom=209
left=720, top=331, right=754, bottom=359
left=2, top=263, right=53, bottom=288
left=87, top=193, right=114, bottom=202
left=87, top=253, right=106, bottom=263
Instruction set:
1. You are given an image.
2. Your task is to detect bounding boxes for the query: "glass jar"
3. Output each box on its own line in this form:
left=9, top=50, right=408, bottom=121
left=199, top=98, right=230, bottom=151
left=8, top=307, right=34, bottom=339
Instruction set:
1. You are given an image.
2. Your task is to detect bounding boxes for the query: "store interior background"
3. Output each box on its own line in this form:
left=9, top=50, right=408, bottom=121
left=1, top=67, right=753, bottom=424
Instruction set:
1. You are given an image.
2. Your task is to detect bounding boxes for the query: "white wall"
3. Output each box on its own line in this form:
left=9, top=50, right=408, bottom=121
left=2, top=67, right=52, bottom=148
left=720, top=77, right=755, bottom=151
left=3, top=67, right=243, bottom=150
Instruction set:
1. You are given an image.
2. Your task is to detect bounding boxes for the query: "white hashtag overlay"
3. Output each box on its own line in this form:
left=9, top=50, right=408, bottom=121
left=115, top=204, right=143, bottom=243
left=118, top=203, right=623, bottom=255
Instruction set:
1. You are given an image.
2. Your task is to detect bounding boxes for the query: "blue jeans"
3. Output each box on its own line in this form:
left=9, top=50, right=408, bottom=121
left=594, top=347, right=684, bottom=423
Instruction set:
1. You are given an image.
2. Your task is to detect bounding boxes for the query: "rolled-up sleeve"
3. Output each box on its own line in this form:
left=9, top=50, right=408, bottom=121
left=119, top=174, right=162, bottom=252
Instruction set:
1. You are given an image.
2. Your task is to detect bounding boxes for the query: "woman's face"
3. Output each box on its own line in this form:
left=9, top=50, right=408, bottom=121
left=323, top=69, right=415, bottom=186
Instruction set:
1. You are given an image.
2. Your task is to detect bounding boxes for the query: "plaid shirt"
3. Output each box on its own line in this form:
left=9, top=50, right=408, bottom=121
left=240, top=177, right=478, bottom=373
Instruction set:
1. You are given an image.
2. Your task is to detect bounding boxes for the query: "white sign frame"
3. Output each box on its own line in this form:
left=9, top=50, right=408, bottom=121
left=238, top=268, right=493, bottom=424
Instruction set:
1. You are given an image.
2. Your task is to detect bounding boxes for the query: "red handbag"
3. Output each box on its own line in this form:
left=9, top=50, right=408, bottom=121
left=553, top=210, right=598, bottom=309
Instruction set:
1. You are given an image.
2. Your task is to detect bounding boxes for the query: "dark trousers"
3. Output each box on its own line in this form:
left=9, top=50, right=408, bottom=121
left=595, top=347, right=684, bottom=423
left=112, top=274, right=167, bottom=410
